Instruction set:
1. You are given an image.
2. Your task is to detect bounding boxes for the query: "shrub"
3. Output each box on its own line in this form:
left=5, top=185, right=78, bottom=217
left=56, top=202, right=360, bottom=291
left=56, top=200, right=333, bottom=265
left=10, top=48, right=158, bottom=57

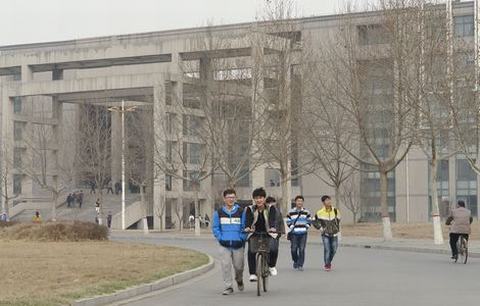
left=0, top=221, right=19, bottom=228
left=0, top=221, right=109, bottom=242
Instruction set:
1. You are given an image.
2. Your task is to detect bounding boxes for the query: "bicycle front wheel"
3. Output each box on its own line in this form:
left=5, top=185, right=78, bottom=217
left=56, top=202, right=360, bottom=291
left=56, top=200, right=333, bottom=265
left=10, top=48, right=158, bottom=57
left=256, top=253, right=263, bottom=296
left=262, top=258, right=268, bottom=292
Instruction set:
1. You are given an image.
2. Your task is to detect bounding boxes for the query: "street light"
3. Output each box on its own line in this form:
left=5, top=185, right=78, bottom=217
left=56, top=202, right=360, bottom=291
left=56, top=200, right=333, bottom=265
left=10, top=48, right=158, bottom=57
left=108, top=100, right=137, bottom=230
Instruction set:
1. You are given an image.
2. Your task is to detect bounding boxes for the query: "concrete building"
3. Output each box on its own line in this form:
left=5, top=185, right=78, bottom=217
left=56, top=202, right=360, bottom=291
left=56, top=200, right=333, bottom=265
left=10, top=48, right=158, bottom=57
left=0, top=0, right=478, bottom=228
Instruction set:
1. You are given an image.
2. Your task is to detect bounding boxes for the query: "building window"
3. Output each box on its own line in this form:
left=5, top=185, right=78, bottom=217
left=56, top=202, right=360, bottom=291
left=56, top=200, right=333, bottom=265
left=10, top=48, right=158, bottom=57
left=183, top=170, right=204, bottom=191
left=456, top=158, right=477, bottom=216
left=454, top=15, right=474, bottom=37
left=13, top=121, right=24, bottom=141
left=13, top=148, right=23, bottom=168
left=166, top=113, right=176, bottom=134
left=166, top=141, right=175, bottom=163
left=182, top=83, right=201, bottom=109
left=183, top=142, right=203, bottom=165
left=429, top=160, right=449, bottom=217
left=265, top=168, right=281, bottom=187
left=357, top=24, right=390, bottom=45
left=360, top=170, right=396, bottom=221
left=13, top=174, right=22, bottom=194
left=165, top=175, right=172, bottom=191
left=13, top=97, right=22, bottom=113
left=182, top=115, right=203, bottom=137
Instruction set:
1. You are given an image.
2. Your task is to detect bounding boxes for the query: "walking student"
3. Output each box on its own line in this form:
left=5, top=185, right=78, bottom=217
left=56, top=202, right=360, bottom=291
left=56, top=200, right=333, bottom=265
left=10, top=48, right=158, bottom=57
left=287, top=195, right=311, bottom=271
left=265, top=196, right=285, bottom=276
left=212, top=188, right=246, bottom=295
left=314, top=195, right=341, bottom=271
left=244, top=188, right=277, bottom=281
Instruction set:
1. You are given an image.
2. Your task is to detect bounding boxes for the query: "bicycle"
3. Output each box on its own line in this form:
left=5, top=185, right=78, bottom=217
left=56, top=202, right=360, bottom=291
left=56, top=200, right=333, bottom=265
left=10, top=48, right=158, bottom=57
left=248, top=232, right=270, bottom=296
left=455, top=235, right=468, bottom=264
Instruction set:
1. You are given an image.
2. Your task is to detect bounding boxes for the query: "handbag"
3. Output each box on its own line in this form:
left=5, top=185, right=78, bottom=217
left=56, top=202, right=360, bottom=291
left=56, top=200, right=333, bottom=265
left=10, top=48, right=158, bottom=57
left=287, top=212, right=302, bottom=240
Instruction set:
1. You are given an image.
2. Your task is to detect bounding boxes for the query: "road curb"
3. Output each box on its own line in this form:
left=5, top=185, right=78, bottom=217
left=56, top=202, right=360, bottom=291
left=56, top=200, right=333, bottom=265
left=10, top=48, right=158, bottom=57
left=338, top=242, right=480, bottom=258
left=111, top=233, right=480, bottom=258
left=71, top=253, right=214, bottom=306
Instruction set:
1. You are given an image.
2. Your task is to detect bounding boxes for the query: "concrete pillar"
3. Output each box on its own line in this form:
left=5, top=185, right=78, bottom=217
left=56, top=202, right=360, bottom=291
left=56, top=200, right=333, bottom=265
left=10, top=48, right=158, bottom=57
left=110, top=111, right=121, bottom=187
left=21, top=65, right=33, bottom=82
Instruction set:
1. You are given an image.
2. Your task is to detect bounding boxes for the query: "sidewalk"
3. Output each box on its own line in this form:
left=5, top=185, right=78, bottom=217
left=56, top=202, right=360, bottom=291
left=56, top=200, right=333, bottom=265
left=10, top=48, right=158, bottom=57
left=111, top=230, right=480, bottom=258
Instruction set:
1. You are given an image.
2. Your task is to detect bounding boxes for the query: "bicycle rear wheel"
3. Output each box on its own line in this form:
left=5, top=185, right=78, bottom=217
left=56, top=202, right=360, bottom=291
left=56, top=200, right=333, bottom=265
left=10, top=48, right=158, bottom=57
left=256, top=253, right=263, bottom=296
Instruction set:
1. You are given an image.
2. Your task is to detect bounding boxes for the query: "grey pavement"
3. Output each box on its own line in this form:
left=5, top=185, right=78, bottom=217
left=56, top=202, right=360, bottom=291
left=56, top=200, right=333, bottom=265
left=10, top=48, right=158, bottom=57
left=110, top=232, right=480, bottom=306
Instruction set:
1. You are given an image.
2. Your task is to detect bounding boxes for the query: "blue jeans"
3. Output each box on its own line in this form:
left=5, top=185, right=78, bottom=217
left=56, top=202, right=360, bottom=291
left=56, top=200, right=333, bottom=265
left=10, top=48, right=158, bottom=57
left=322, top=235, right=338, bottom=265
left=290, top=233, right=307, bottom=268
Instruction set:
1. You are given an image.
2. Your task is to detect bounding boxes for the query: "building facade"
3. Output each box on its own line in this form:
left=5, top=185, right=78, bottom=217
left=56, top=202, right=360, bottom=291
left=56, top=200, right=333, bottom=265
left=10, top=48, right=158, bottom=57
left=0, top=1, right=479, bottom=228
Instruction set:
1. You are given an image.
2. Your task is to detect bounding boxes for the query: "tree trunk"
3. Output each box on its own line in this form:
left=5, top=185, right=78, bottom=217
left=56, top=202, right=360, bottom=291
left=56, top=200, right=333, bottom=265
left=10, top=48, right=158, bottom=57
left=194, top=184, right=201, bottom=236
left=334, top=185, right=341, bottom=209
left=280, top=162, right=292, bottom=214
left=430, top=156, right=444, bottom=244
left=50, top=194, right=57, bottom=222
left=379, top=169, right=393, bottom=240
left=140, top=185, right=149, bottom=234
left=353, top=212, right=357, bottom=225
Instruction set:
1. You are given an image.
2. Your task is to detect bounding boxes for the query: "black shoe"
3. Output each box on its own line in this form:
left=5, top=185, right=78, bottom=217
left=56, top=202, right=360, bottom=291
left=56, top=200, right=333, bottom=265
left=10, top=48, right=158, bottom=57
left=222, top=287, right=234, bottom=295
left=237, top=280, right=244, bottom=291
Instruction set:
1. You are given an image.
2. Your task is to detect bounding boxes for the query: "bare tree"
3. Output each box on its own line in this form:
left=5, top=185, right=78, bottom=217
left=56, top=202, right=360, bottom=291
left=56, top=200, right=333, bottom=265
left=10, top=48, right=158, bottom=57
left=0, top=144, right=18, bottom=220
left=21, top=100, right=74, bottom=221
left=251, top=0, right=315, bottom=213
left=303, top=55, right=357, bottom=208
left=341, top=175, right=363, bottom=224
left=153, top=81, right=214, bottom=235
left=125, top=106, right=155, bottom=233
left=74, top=103, right=112, bottom=224
left=314, top=1, right=428, bottom=239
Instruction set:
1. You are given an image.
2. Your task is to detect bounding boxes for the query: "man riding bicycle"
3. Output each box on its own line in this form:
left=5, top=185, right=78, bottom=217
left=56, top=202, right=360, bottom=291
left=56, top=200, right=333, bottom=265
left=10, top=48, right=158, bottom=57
left=244, top=187, right=277, bottom=282
left=446, top=200, right=473, bottom=260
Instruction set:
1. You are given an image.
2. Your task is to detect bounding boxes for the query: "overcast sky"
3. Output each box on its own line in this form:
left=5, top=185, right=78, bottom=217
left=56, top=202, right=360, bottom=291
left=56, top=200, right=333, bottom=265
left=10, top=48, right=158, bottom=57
left=0, top=0, right=364, bottom=46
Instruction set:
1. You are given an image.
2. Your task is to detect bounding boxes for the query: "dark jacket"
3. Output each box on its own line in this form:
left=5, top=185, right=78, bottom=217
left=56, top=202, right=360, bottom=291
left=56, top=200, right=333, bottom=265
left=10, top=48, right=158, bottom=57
left=245, top=205, right=276, bottom=232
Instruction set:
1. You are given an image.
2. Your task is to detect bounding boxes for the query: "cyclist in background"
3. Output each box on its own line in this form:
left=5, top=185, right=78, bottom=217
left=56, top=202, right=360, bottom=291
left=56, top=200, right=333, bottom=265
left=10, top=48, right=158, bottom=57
left=446, top=200, right=473, bottom=260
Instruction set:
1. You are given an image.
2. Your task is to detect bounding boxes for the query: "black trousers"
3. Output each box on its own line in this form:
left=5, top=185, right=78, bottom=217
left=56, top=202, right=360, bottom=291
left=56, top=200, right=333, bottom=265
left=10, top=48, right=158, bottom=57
left=449, top=233, right=469, bottom=256
left=268, top=237, right=280, bottom=268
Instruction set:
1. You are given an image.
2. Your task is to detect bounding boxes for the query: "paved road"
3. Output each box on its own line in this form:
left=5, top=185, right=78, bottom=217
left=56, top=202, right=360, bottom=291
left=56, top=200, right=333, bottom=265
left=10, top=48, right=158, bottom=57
left=111, top=234, right=479, bottom=306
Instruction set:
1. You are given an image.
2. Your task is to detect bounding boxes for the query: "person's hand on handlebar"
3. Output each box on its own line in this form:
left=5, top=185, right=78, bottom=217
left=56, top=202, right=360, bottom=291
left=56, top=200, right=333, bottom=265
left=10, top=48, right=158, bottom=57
left=244, top=227, right=254, bottom=233
left=268, top=227, right=277, bottom=233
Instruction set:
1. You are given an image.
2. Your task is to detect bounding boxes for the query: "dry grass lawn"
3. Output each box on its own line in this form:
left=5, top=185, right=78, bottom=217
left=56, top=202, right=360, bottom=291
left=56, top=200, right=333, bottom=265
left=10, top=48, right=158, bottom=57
left=339, top=222, right=480, bottom=240
left=0, top=240, right=208, bottom=306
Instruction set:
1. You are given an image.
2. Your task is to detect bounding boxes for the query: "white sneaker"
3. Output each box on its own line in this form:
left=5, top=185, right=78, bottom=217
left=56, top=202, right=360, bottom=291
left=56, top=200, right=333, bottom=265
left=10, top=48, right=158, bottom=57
left=249, top=274, right=258, bottom=282
left=269, top=267, right=278, bottom=276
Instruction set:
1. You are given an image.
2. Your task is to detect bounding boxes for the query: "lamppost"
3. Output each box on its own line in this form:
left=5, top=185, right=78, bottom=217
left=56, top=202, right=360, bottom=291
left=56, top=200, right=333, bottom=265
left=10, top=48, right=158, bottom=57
left=108, top=100, right=137, bottom=230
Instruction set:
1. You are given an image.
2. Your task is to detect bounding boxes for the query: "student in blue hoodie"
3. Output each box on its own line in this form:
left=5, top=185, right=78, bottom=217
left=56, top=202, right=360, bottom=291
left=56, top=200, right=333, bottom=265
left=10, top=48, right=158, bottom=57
left=212, top=188, right=246, bottom=295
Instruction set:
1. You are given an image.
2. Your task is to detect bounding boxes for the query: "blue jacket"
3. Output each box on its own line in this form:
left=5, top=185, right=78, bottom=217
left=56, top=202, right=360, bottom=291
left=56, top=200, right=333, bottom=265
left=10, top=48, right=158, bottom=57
left=212, top=204, right=246, bottom=249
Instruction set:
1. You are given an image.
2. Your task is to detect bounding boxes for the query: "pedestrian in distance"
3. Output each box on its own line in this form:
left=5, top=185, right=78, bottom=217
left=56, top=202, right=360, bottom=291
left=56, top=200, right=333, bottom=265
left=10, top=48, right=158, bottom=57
left=107, top=211, right=113, bottom=229
left=89, top=181, right=96, bottom=194
left=287, top=195, right=311, bottom=271
left=78, top=190, right=84, bottom=209
left=95, top=198, right=101, bottom=214
left=314, top=195, right=341, bottom=271
left=212, top=188, right=246, bottom=296
left=32, top=211, right=42, bottom=224
left=66, top=193, right=73, bottom=208
left=106, top=182, right=114, bottom=194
